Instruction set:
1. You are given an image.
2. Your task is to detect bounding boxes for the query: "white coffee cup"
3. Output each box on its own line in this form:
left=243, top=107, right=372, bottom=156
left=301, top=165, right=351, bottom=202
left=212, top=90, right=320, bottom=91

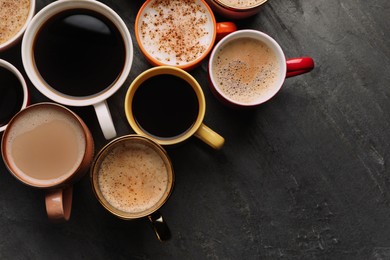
left=21, top=0, right=133, bottom=139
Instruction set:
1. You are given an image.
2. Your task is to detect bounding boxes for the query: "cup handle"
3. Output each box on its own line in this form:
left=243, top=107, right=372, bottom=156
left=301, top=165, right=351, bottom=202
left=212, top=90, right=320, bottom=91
left=45, top=186, right=73, bottom=222
left=216, top=22, right=237, bottom=41
left=194, top=123, right=225, bottom=150
left=93, top=100, right=117, bottom=140
left=286, top=57, right=315, bottom=78
left=148, top=211, right=171, bottom=242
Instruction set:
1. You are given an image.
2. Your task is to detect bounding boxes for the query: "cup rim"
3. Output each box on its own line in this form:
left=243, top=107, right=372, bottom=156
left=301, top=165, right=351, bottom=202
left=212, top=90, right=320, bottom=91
left=125, top=66, right=206, bottom=146
left=21, top=0, right=133, bottom=107
left=90, top=134, right=175, bottom=219
left=135, top=0, right=217, bottom=70
left=0, top=59, right=29, bottom=132
left=208, top=29, right=287, bottom=107
left=1, top=102, right=90, bottom=188
left=0, top=0, right=36, bottom=51
left=213, top=0, right=267, bottom=11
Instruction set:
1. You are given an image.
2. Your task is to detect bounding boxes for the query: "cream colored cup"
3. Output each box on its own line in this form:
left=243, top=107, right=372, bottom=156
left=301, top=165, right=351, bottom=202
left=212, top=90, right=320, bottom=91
left=90, top=135, right=174, bottom=241
left=125, top=66, right=225, bottom=149
left=21, top=0, right=133, bottom=140
left=1, top=102, right=94, bottom=222
left=0, top=0, right=36, bottom=51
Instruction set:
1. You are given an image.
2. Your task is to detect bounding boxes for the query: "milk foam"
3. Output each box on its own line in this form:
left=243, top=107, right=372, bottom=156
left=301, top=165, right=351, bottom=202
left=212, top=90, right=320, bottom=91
left=212, top=37, right=279, bottom=104
left=139, top=0, right=214, bottom=66
left=0, top=0, right=30, bottom=44
left=5, top=106, right=86, bottom=182
left=97, top=142, right=169, bottom=214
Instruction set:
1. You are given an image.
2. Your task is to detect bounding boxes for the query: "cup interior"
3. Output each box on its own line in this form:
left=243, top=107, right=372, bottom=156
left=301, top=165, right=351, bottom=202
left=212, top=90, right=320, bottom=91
left=135, top=0, right=216, bottom=69
left=1, top=103, right=88, bottom=188
left=125, top=66, right=206, bottom=146
left=90, top=135, right=174, bottom=219
left=0, top=59, right=29, bottom=132
left=21, top=0, right=133, bottom=107
left=214, top=0, right=267, bottom=10
left=0, top=0, right=36, bottom=51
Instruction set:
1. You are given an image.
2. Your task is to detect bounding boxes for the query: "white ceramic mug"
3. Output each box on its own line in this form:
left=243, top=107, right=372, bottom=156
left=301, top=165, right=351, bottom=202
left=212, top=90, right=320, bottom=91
left=21, top=0, right=133, bottom=139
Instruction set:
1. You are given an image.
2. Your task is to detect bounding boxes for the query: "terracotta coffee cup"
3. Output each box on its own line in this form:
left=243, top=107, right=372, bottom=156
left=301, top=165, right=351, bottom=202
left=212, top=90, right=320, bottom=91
left=1, top=102, right=94, bottom=222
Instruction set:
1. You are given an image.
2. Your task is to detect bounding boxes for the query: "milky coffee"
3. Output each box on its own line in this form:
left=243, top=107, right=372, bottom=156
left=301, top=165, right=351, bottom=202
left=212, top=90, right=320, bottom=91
left=217, top=0, right=265, bottom=8
left=97, top=141, right=169, bottom=214
left=138, top=0, right=214, bottom=66
left=4, top=106, right=86, bottom=182
left=212, top=37, right=280, bottom=104
left=0, top=0, right=30, bottom=44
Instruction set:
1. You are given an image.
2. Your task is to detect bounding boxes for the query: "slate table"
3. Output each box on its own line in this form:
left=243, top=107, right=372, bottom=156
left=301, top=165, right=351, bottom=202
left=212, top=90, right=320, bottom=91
left=1, top=0, right=390, bottom=259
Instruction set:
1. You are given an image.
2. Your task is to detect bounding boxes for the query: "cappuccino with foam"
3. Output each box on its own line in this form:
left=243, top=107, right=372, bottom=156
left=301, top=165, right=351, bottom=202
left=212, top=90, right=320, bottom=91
left=137, top=0, right=214, bottom=66
left=0, top=0, right=30, bottom=44
left=217, top=0, right=265, bottom=8
left=97, top=140, right=171, bottom=214
left=212, top=37, right=280, bottom=104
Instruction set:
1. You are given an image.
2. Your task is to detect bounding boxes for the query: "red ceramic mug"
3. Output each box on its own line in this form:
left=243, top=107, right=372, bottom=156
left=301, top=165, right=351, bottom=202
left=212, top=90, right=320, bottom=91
left=208, top=29, right=314, bottom=108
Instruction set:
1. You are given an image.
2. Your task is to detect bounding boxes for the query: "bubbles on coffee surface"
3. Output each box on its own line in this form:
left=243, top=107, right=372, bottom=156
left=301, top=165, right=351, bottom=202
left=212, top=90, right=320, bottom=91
left=0, top=0, right=30, bottom=44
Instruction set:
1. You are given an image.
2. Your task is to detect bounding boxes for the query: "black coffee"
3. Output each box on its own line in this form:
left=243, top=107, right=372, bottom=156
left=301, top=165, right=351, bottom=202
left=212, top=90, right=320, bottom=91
left=132, top=75, right=199, bottom=139
left=33, top=9, right=126, bottom=97
left=0, top=66, right=24, bottom=127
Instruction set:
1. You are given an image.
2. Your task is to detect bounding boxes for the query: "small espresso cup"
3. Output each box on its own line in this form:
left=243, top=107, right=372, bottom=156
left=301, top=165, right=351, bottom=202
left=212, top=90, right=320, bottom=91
left=1, top=102, right=94, bottom=222
left=205, top=0, right=267, bottom=19
left=0, top=59, right=29, bottom=132
left=90, top=135, right=174, bottom=241
left=208, top=29, right=315, bottom=108
left=0, top=0, right=35, bottom=51
left=125, top=66, right=225, bottom=149
left=21, top=0, right=134, bottom=139
left=135, top=0, right=236, bottom=70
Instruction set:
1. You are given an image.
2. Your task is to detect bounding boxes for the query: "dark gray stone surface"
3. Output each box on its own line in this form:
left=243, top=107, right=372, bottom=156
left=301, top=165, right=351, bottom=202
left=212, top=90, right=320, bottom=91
left=1, top=0, right=390, bottom=259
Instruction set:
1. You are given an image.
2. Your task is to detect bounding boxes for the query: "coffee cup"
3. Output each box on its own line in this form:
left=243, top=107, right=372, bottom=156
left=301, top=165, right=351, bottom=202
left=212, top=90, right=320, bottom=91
left=90, top=135, right=174, bottom=241
left=208, top=29, right=315, bottom=108
left=1, top=102, right=94, bottom=222
left=205, top=0, right=267, bottom=19
left=21, top=0, right=133, bottom=139
left=0, top=0, right=35, bottom=51
left=135, top=0, right=237, bottom=70
left=125, top=66, right=225, bottom=149
left=0, top=59, right=29, bottom=132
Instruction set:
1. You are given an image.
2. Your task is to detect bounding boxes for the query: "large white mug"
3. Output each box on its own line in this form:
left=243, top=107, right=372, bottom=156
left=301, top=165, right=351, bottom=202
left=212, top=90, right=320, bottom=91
left=21, top=0, right=133, bottom=139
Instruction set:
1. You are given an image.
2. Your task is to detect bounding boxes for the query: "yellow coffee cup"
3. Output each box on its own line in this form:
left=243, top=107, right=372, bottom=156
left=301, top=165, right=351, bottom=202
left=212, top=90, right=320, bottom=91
left=125, top=66, right=224, bottom=149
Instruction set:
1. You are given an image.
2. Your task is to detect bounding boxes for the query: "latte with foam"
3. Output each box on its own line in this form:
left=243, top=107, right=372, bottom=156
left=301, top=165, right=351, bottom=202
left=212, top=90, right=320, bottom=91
left=0, top=0, right=30, bottom=44
left=217, top=0, right=266, bottom=8
left=137, top=0, right=214, bottom=66
left=97, top=140, right=170, bottom=214
left=212, top=37, right=279, bottom=104
left=4, top=106, right=86, bottom=182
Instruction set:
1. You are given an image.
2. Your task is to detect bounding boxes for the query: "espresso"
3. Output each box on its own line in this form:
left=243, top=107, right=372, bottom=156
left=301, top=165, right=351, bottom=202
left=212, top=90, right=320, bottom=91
left=4, top=106, right=86, bottom=181
left=33, top=9, right=125, bottom=97
left=0, top=0, right=30, bottom=44
left=97, top=141, right=169, bottom=214
left=212, top=37, right=279, bottom=104
left=218, top=0, right=265, bottom=8
left=0, top=66, right=24, bottom=127
left=132, top=74, right=199, bottom=139
left=138, top=0, right=213, bottom=66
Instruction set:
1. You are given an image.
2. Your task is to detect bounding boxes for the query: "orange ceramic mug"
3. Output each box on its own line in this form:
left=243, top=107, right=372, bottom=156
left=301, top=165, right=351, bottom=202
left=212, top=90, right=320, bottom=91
left=135, top=0, right=237, bottom=70
left=1, top=102, right=94, bottom=222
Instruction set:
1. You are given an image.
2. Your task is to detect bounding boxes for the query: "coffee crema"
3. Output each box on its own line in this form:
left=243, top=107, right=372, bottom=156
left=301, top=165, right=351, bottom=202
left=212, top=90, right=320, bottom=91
left=97, top=141, right=169, bottom=214
left=5, top=106, right=86, bottom=182
left=217, top=0, right=265, bottom=8
left=138, top=0, right=214, bottom=66
left=212, top=37, right=279, bottom=104
left=0, top=0, right=30, bottom=44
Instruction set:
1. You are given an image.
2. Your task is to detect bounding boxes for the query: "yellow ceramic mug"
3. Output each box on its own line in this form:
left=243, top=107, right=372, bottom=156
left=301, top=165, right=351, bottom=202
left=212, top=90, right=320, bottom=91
left=125, top=66, right=224, bottom=149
